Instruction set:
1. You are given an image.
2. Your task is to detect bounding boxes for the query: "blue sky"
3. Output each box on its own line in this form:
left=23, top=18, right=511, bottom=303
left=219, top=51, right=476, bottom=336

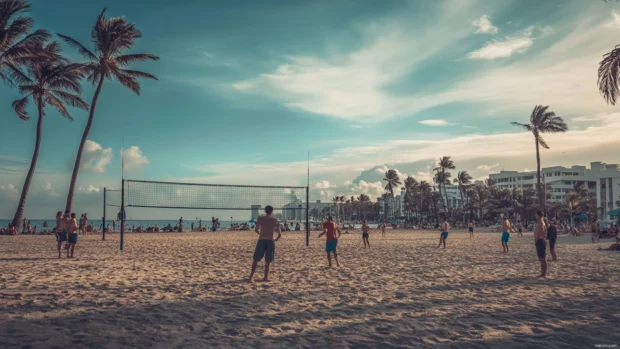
left=2, top=0, right=620, bottom=219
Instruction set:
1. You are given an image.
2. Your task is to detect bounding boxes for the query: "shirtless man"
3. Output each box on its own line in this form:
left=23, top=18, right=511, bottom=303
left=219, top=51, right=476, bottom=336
left=319, top=216, right=342, bottom=267
left=55, top=211, right=67, bottom=258
left=249, top=206, right=281, bottom=282
left=362, top=221, right=370, bottom=249
left=381, top=222, right=386, bottom=237
left=438, top=217, right=449, bottom=249
left=66, top=213, right=79, bottom=258
left=500, top=216, right=514, bottom=253
left=534, top=211, right=548, bottom=278
left=516, top=220, right=524, bottom=237
left=467, top=220, right=474, bottom=239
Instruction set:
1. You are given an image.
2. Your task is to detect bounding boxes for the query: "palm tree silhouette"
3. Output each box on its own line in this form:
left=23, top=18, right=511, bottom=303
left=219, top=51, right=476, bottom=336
left=58, top=7, right=159, bottom=212
left=10, top=42, right=88, bottom=230
left=511, top=105, right=567, bottom=213
left=0, top=0, right=50, bottom=86
left=383, top=169, right=402, bottom=218
left=454, top=171, right=472, bottom=215
left=434, top=156, right=455, bottom=216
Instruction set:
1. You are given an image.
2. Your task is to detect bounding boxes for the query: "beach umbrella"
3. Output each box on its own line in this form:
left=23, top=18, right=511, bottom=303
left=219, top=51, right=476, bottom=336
left=608, top=208, right=620, bottom=217
left=572, top=213, right=588, bottom=220
left=249, top=218, right=256, bottom=223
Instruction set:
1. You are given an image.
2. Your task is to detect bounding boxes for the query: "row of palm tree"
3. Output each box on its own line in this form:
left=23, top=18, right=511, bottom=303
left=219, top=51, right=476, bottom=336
left=1, top=0, right=158, bottom=231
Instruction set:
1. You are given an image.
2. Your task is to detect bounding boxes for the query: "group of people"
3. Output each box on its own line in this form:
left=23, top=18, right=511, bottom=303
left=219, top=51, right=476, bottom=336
left=54, top=211, right=79, bottom=258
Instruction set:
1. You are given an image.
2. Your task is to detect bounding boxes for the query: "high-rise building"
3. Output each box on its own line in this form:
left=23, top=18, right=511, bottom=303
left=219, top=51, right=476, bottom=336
left=250, top=205, right=261, bottom=220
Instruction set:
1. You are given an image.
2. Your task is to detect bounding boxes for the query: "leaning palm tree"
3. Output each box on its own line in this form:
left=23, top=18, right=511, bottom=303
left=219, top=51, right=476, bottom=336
left=453, top=171, right=472, bottom=215
left=511, top=105, right=567, bottom=213
left=383, top=169, right=402, bottom=218
left=434, top=156, right=455, bottom=215
left=58, top=7, right=159, bottom=212
left=10, top=42, right=88, bottom=231
left=0, top=0, right=50, bottom=85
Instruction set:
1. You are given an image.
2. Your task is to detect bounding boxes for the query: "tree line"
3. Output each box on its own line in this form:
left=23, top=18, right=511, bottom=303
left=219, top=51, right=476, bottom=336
left=1, top=0, right=158, bottom=230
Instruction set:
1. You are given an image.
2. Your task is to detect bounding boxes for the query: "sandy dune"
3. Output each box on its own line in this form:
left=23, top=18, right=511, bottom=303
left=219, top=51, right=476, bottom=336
left=1, top=229, right=619, bottom=348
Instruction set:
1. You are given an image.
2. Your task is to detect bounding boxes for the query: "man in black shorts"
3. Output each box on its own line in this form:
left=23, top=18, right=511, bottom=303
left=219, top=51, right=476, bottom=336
left=547, top=219, right=558, bottom=261
left=249, top=206, right=281, bottom=282
left=534, top=211, right=547, bottom=278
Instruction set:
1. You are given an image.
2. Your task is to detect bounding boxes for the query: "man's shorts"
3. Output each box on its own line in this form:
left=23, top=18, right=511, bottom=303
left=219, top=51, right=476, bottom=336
left=326, top=239, right=338, bottom=253
left=501, top=232, right=510, bottom=243
left=56, top=230, right=67, bottom=242
left=253, top=239, right=275, bottom=262
left=468, top=227, right=473, bottom=233
left=549, top=238, right=556, bottom=249
left=440, top=232, right=449, bottom=239
left=362, top=232, right=369, bottom=239
left=535, top=239, right=546, bottom=258
left=68, top=233, right=77, bottom=244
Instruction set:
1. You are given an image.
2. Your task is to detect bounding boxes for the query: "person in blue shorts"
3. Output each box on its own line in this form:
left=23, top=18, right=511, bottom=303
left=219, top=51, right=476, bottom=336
left=438, top=217, right=449, bottom=249
left=500, top=215, right=514, bottom=253
left=467, top=219, right=474, bottom=239
left=249, top=206, right=281, bottom=282
left=319, top=216, right=342, bottom=267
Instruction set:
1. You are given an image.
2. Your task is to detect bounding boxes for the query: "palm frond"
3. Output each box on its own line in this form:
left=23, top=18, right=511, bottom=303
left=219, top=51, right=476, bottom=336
left=44, top=93, right=72, bottom=120
left=113, top=53, right=159, bottom=66
left=4, top=61, right=30, bottom=84
left=538, top=135, right=550, bottom=149
left=118, top=68, right=157, bottom=80
left=510, top=121, right=532, bottom=132
left=17, top=83, right=36, bottom=94
left=598, top=44, right=620, bottom=105
left=56, top=33, right=98, bottom=61
left=51, top=90, right=88, bottom=110
left=12, top=95, right=30, bottom=120
left=113, top=70, right=140, bottom=94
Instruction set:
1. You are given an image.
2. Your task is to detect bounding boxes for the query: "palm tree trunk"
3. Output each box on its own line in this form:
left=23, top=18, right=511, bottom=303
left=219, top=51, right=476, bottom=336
left=12, top=96, right=44, bottom=231
left=65, top=77, right=105, bottom=212
left=535, top=136, right=544, bottom=213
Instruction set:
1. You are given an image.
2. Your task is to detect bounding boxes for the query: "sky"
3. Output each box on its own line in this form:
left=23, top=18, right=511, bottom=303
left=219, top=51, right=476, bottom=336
left=1, top=0, right=620, bottom=220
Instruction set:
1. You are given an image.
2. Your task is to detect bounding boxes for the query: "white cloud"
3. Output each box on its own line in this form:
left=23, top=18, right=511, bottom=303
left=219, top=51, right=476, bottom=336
left=611, top=10, right=620, bottom=27
left=78, top=185, right=100, bottom=193
left=477, top=163, right=500, bottom=172
left=313, top=180, right=334, bottom=189
left=0, top=184, right=19, bottom=199
left=81, top=140, right=113, bottom=173
left=347, top=124, right=367, bottom=129
left=419, top=119, right=450, bottom=126
left=468, top=37, right=533, bottom=60
left=463, top=126, right=478, bottom=129
left=472, top=14, right=498, bottom=34
left=121, top=146, right=150, bottom=171
left=43, top=182, right=59, bottom=197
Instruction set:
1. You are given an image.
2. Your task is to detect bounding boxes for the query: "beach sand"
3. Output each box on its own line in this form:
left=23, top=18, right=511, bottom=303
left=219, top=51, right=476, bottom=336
left=1, top=229, right=619, bottom=348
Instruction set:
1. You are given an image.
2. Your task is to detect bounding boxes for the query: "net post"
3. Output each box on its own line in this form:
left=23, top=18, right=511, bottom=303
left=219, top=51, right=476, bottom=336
left=306, top=186, right=309, bottom=247
left=102, top=187, right=106, bottom=241
left=120, top=180, right=125, bottom=251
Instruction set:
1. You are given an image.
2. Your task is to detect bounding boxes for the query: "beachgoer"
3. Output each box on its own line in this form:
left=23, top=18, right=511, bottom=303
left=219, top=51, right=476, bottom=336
left=547, top=219, right=558, bottom=261
left=517, top=220, right=524, bottom=237
left=55, top=211, right=67, bottom=258
left=534, top=211, right=548, bottom=278
left=468, top=219, right=474, bottom=239
left=591, top=219, right=599, bottom=243
left=500, top=215, right=513, bottom=253
left=381, top=222, right=386, bottom=237
left=438, top=217, right=449, bottom=249
left=319, top=216, right=341, bottom=267
left=249, top=205, right=281, bottom=282
left=362, top=220, right=370, bottom=249
left=67, top=213, right=79, bottom=258
left=112, top=220, right=116, bottom=232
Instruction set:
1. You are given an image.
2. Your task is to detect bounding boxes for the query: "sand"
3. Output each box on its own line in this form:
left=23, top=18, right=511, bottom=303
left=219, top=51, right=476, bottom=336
left=1, top=229, right=619, bottom=349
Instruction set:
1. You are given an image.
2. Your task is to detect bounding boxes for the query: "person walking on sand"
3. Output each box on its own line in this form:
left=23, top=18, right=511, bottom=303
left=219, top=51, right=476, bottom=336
left=547, top=219, right=558, bottom=261
left=249, top=206, right=281, bottom=282
left=516, top=220, right=524, bottom=237
left=319, top=216, right=342, bottom=267
left=66, top=213, right=79, bottom=258
left=591, top=218, right=599, bottom=243
left=534, top=211, right=548, bottom=278
left=362, top=220, right=370, bottom=249
left=55, top=211, right=67, bottom=258
left=500, top=215, right=513, bottom=253
left=468, top=219, right=474, bottom=239
left=112, top=220, right=116, bottom=232
left=438, top=217, right=449, bottom=249
left=381, top=222, right=386, bottom=237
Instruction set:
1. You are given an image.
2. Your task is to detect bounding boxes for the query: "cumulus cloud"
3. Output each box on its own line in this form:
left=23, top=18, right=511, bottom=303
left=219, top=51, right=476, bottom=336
left=419, top=120, right=451, bottom=126
left=81, top=140, right=113, bottom=173
left=78, top=185, right=100, bottom=193
left=477, top=163, right=500, bottom=172
left=472, top=14, right=498, bottom=34
left=0, top=184, right=19, bottom=199
left=121, top=146, right=150, bottom=171
left=313, top=180, right=334, bottom=189
left=43, top=182, right=59, bottom=197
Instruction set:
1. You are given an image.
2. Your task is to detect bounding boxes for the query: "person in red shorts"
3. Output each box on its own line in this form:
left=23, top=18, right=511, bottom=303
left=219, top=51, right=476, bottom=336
left=319, top=216, right=341, bottom=267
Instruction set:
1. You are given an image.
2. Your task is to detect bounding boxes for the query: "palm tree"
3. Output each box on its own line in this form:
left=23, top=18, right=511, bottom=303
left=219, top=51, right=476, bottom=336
left=357, top=194, right=370, bottom=220
left=511, top=105, right=567, bottom=213
left=58, top=7, right=159, bottom=212
left=383, top=169, right=402, bottom=218
left=331, top=196, right=339, bottom=220
left=434, top=156, right=455, bottom=215
left=0, top=0, right=50, bottom=86
left=453, top=171, right=472, bottom=216
left=10, top=42, right=88, bottom=231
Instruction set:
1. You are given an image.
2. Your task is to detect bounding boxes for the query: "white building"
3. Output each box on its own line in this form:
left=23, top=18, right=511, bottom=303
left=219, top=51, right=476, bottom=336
left=489, top=162, right=620, bottom=221
left=444, top=185, right=464, bottom=209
